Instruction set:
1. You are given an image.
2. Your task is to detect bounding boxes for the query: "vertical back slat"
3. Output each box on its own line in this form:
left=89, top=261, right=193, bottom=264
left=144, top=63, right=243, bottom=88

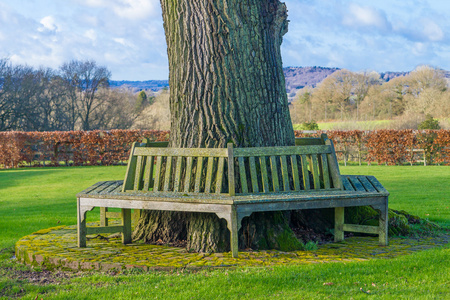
left=270, top=156, right=280, bottom=192
left=260, top=157, right=270, bottom=192
left=249, top=156, right=259, bottom=193
left=215, top=157, right=225, bottom=194
left=325, top=139, right=342, bottom=189
left=184, top=157, right=193, bottom=193
left=280, top=156, right=290, bottom=191
left=194, top=157, right=204, bottom=193
left=301, top=154, right=310, bottom=190
left=311, top=155, right=321, bottom=189
left=163, top=156, right=173, bottom=191
left=291, top=155, right=300, bottom=191
left=153, top=156, right=163, bottom=192
left=173, top=156, right=183, bottom=192
left=238, top=157, right=248, bottom=194
left=321, top=153, right=331, bottom=189
left=204, top=157, right=215, bottom=193
left=122, top=142, right=139, bottom=192
left=227, top=144, right=236, bottom=196
left=143, top=156, right=154, bottom=191
left=133, top=155, right=144, bottom=191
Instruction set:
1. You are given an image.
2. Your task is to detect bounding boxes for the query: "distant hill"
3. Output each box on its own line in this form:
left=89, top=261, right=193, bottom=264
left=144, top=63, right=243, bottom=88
left=111, top=67, right=450, bottom=102
left=109, top=80, right=169, bottom=91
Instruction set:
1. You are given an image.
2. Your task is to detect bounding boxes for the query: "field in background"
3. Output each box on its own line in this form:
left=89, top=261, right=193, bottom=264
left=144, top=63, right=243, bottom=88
left=0, top=165, right=449, bottom=299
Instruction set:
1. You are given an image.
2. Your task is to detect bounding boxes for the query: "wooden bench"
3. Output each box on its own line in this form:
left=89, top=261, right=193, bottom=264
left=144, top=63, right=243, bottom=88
left=77, top=135, right=389, bottom=258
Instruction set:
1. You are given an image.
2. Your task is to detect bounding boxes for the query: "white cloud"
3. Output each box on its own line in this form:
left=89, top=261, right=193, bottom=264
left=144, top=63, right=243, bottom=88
left=39, top=16, right=58, bottom=32
left=343, top=3, right=391, bottom=31
left=422, top=20, right=444, bottom=42
left=84, top=29, right=97, bottom=41
left=78, top=0, right=159, bottom=20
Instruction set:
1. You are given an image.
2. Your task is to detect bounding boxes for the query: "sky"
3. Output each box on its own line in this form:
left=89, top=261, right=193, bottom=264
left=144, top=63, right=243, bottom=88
left=1, top=0, right=450, bottom=81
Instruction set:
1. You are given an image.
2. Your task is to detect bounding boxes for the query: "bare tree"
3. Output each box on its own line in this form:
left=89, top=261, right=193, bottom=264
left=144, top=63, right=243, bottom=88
left=60, top=60, right=111, bottom=130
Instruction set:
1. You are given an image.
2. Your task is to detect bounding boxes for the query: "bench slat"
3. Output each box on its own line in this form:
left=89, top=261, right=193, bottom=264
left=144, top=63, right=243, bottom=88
left=173, top=156, right=183, bottom=192
left=270, top=156, right=280, bottom=192
left=325, top=139, right=342, bottom=189
left=301, top=154, right=310, bottom=190
left=238, top=157, right=248, bottom=194
left=249, top=156, right=259, bottom=193
left=163, top=156, right=173, bottom=191
left=260, top=157, right=270, bottom=193
left=348, top=176, right=365, bottom=192
left=358, top=176, right=377, bottom=193
left=205, top=157, right=215, bottom=193
left=134, top=155, right=144, bottom=191
left=215, top=157, right=225, bottom=194
left=321, top=154, right=331, bottom=189
left=366, top=176, right=389, bottom=194
left=135, top=147, right=228, bottom=157
left=143, top=156, right=154, bottom=191
left=233, top=145, right=331, bottom=157
left=194, top=157, right=204, bottom=193
left=281, top=156, right=290, bottom=191
left=341, top=176, right=354, bottom=191
left=153, top=156, right=163, bottom=192
left=311, top=155, right=321, bottom=189
left=184, top=157, right=193, bottom=193
left=291, top=155, right=301, bottom=191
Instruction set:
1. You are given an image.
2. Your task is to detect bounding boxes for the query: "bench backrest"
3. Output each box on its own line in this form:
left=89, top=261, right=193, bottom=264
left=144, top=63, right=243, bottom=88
left=122, top=135, right=342, bottom=195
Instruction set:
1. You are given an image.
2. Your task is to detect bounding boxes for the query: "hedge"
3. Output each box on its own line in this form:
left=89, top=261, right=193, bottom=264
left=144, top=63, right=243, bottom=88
left=0, top=130, right=449, bottom=169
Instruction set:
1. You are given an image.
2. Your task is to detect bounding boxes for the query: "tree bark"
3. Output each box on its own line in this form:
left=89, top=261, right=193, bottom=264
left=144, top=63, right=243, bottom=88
left=134, top=0, right=299, bottom=253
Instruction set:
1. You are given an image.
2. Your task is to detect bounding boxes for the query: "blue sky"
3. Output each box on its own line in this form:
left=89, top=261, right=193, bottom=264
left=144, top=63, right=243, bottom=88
left=1, top=0, right=449, bottom=80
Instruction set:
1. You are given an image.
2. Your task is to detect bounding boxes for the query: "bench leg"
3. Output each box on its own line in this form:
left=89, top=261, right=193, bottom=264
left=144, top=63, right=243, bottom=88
left=122, top=208, right=132, bottom=244
left=100, top=207, right=108, bottom=227
left=378, top=197, right=389, bottom=246
left=334, top=207, right=344, bottom=242
left=230, top=206, right=239, bottom=258
left=77, top=199, right=87, bottom=247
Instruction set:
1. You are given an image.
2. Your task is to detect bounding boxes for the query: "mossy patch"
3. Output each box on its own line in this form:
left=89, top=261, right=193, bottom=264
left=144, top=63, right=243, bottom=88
left=15, top=224, right=450, bottom=272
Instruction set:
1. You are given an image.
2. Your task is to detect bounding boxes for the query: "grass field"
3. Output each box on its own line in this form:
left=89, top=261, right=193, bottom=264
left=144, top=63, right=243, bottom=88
left=293, top=120, right=392, bottom=131
left=1, top=165, right=449, bottom=299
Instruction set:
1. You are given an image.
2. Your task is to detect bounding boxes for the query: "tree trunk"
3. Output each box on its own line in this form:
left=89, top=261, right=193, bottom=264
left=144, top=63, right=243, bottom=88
left=133, top=0, right=300, bottom=253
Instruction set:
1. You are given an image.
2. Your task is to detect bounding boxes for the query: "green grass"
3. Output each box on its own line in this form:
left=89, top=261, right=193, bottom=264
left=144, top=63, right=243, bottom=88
left=293, top=120, right=392, bottom=131
left=1, top=166, right=449, bottom=299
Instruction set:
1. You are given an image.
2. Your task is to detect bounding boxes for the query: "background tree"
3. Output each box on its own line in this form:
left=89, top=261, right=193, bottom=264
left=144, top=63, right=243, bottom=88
left=134, top=0, right=301, bottom=253
left=60, top=60, right=111, bottom=131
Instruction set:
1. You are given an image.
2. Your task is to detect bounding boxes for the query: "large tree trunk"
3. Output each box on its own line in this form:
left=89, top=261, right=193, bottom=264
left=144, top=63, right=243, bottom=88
left=134, top=0, right=299, bottom=253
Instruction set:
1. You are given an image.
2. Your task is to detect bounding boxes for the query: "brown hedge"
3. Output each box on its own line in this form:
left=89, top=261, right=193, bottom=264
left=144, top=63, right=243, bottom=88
left=0, top=130, right=449, bottom=169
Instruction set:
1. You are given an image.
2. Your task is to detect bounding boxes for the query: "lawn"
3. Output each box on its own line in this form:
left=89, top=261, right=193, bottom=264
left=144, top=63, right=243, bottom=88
left=0, top=165, right=449, bottom=299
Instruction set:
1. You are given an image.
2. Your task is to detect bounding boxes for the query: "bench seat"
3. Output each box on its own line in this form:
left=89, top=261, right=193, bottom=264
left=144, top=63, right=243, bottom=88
left=77, top=174, right=388, bottom=257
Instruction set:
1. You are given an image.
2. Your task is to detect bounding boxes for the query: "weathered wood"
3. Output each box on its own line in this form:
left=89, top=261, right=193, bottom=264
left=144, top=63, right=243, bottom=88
left=270, top=156, right=280, bottom=192
left=163, top=156, right=173, bottom=192
left=215, top=157, right=225, bottom=194
left=122, top=142, right=139, bottom=192
left=100, top=207, right=108, bottom=226
left=249, top=156, right=259, bottom=193
left=300, top=154, right=310, bottom=190
left=238, top=157, right=248, bottom=194
left=280, top=156, right=290, bottom=191
left=135, top=147, right=228, bottom=157
left=291, top=155, right=301, bottom=191
left=204, top=157, right=215, bottom=193
left=194, top=157, right=204, bottom=193
left=143, top=156, right=154, bottom=191
left=184, top=157, right=193, bottom=193
left=227, top=144, right=236, bottom=196
left=334, top=207, right=344, bottom=242
left=233, top=145, right=331, bottom=157
left=260, top=157, right=270, bottom=193
left=321, top=154, right=331, bottom=189
left=153, top=156, right=163, bottom=192
left=80, top=136, right=389, bottom=257
left=311, top=155, right=320, bottom=189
